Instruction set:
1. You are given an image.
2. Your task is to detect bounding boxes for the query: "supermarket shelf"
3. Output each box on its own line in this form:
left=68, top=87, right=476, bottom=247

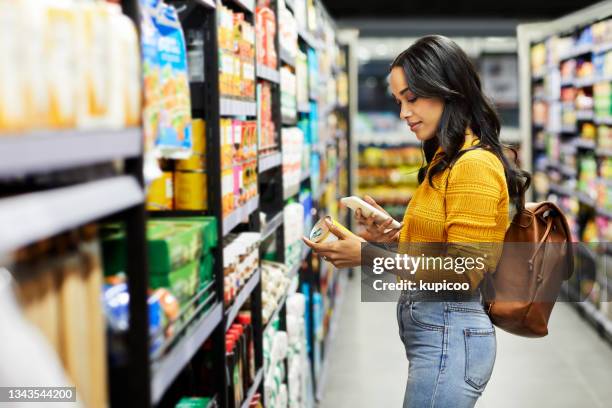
left=258, top=151, right=282, bottom=173
left=572, top=138, right=596, bottom=149
left=574, top=77, right=595, bottom=88
left=595, top=147, right=612, bottom=157
left=576, top=191, right=596, bottom=207
left=223, top=195, right=260, bottom=236
left=593, top=41, right=612, bottom=54
left=240, top=368, right=263, bottom=408
left=220, top=98, right=257, bottom=116
left=197, top=0, right=216, bottom=8
left=559, top=43, right=593, bottom=60
left=297, top=101, right=311, bottom=113
left=283, top=183, right=299, bottom=200
left=285, top=0, right=295, bottom=10
left=560, top=78, right=574, bottom=87
left=596, top=206, right=612, bottom=219
left=560, top=125, right=577, bottom=134
left=225, top=268, right=261, bottom=331
left=532, top=71, right=545, bottom=82
left=263, top=269, right=299, bottom=333
left=227, top=0, right=254, bottom=13
left=548, top=183, right=573, bottom=197
left=151, top=302, right=223, bottom=404
left=575, top=110, right=594, bottom=121
left=280, top=48, right=295, bottom=67
left=0, top=128, right=141, bottom=177
left=573, top=298, right=612, bottom=342
left=301, top=169, right=311, bottom=182
left=594, top=116, right=612, bottom=125
left=0, top=176, right=143, bottom=255
left=256, top=64, right=280, bottom=84
left=261, top=211, right=284, bottom=241
left=282, top=114, right=298, bottom=126
left=559, top=164, right=577, bottom=177
left=596, top=177, right=612, bottom=188
left=298, top=28, right=321, bottom=49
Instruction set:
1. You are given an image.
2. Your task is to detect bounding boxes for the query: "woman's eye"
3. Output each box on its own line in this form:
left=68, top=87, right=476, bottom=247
left=407, top=97, right=418, bottom=103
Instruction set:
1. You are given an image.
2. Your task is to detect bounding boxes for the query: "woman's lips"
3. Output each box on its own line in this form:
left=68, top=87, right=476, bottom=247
left=409, top=121, right=422, bottom=131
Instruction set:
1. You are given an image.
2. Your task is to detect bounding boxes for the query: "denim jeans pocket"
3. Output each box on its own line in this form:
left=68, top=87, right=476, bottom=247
left=409, top=301, right=445, bottom=331
left=396, top=300, right=405, bottom=342
left=464, top=327, right=496, bottom=390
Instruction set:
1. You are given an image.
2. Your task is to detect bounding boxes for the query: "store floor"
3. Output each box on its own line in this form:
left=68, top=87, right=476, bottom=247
left=320, top=274, right=612, bottom=408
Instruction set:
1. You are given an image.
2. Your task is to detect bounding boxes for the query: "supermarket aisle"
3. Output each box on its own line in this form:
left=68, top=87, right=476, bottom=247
left=320, top=276, right=612, bottom=408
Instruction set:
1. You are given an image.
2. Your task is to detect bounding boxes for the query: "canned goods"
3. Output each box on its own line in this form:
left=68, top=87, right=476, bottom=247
left=176, top=119, right=206, bottom=171
left=175, top=170, right=208, bottom=210
left=146, top=171, right=173, bottom=211
left=310, top=216, right=351, bottom=243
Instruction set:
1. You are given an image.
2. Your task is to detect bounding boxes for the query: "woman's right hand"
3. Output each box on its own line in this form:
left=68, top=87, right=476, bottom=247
left=354, top=195, right=403, bottom=243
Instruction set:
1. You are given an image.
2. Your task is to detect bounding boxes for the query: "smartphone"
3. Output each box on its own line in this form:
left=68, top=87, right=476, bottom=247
left=340, top=196, right=402, bottom=229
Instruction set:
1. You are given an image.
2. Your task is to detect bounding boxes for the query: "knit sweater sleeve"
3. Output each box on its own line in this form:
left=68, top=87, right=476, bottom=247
left=445, top=150, right=507, bottom=243
left=443, top=150, right=508, bottom=288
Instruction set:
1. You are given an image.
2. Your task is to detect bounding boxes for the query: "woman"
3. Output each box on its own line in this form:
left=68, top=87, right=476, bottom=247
left=303, top=35, right=530, bottom=407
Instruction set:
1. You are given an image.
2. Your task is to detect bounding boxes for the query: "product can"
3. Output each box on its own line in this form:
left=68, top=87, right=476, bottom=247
left=146, top=171, right=173, bottom=211
left=175, top=170, right=207, bottom=210
left=176, top=119, right=206, bottom=170
left=309, top=216, right=351, bottom=243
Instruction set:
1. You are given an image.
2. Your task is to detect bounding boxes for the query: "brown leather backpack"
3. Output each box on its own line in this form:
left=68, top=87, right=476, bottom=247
left=483, top=201, right=574, bottom=337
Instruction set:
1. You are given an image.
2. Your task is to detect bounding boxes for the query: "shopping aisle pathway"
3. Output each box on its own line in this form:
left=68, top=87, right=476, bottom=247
left=320, top=275, right=612, bottom=408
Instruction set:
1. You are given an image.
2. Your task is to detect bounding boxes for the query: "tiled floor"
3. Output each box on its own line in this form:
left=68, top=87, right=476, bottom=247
left=319, top=275, right=612, bottom=408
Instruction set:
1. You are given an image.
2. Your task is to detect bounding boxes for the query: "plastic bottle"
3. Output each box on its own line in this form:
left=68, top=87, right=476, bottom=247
left=238, top=312, right=256, bottom=385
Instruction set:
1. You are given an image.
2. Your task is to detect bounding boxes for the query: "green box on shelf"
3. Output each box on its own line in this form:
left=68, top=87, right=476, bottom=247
left=160, top=216, right=218, bottom=254
left=150, top=260, right=199, bottom=307
left=101, top=220, right=206, bottom=277
left=200, top=252, right=214, bottom=283
left=175, top=397, right=211, bottom=408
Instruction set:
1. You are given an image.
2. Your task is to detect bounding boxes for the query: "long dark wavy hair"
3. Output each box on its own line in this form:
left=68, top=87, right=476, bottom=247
left=390, top=35, right=530, bottom=212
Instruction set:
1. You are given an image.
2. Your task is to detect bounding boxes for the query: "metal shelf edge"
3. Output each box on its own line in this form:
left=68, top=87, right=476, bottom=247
left=225, top=268, right=261, bottom=330
left=223, top=196, right=260, bottom=236
left=240, top=368, right=264, bottom=408
left=261, top=212, right=284, bottom=241
left=0, top=176, right=143, bottom=255
left=258, top=152, right=282, bottom=173
left=256, top=64, right=280, bottom=83
left=0, top=128, right=141, bottom=176
left=151, top=302, right=223, bottom=404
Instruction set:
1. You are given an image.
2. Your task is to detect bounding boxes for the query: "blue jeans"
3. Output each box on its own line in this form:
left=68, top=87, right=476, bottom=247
left=396, top=292, right=496, bottom=408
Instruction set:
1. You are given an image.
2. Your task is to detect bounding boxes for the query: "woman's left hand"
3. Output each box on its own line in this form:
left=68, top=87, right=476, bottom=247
left=302, top=219, right=365, bottom=268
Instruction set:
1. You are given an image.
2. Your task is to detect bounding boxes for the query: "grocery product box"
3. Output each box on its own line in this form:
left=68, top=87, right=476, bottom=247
left=101, top=219, right=210, bottom=276
left=150, top=260, right=199, bottom=307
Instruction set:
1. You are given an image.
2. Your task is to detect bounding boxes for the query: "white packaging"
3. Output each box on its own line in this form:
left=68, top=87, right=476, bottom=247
left=45, top=0, right=78, bottom=128
left=0, top=0, right=27, bottom=131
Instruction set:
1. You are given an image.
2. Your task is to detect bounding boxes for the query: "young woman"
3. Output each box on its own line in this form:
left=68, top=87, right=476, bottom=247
left=303, top=35, right=530, bottom=407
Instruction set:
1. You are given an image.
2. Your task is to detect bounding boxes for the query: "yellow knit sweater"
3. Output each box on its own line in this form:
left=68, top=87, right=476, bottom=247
left=398, top=134, right=510, bottom=288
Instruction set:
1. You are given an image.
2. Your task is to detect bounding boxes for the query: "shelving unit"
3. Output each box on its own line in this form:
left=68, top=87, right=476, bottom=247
left=0, top=0, right=355, bottom=407
left=520, top=1, right=612, bottom=346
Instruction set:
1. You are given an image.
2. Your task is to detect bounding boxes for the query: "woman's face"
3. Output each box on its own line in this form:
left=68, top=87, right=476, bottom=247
left=389, top=66, right=444, bottom=141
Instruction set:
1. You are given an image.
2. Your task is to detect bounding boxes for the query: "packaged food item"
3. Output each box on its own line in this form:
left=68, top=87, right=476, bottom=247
left=0, top=0, right=26, bottom=131
left=46, top=0, right=79, bottom=128
left=149, top=259, right=199, bottom=307
left=175, top=397, right=212, bottom=408
left=176, top=119, right=206, bottom=170
left=146, top=171, right=174, bottom=211
left=75, top=1, right=110, bottom=129
left=102, top=221, right=203, bottom=277
left=140, top=0, right=192, bottom=158
left=174, top=170, right=208, bottom=211
left=309, top=216, right=350, bottom=244
left=109, top=2, right=141, bottom=127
